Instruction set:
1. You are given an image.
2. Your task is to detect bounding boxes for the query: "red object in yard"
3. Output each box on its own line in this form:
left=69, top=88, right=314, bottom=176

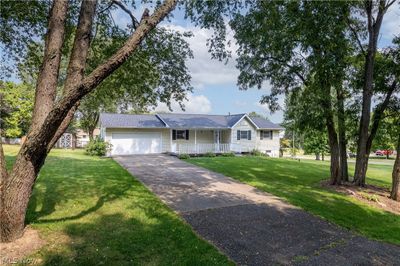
left=375, top=150, right=393, bottom=156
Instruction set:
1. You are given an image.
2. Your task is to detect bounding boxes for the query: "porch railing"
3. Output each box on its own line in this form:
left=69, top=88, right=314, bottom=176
left=174, top=143, right=237, bottom=154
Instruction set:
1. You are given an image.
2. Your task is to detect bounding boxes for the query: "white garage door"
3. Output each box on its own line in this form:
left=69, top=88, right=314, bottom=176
left=110, top=132, right=162, bottom=155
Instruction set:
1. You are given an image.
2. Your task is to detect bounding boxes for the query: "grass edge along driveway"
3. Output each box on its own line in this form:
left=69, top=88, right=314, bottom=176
left=187, top=156, right=400, bottom=245
left=3, top=145, right=232, bottom=265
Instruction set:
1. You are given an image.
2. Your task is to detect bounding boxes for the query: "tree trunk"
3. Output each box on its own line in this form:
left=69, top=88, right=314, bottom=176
left=326, top=117, right=340, bottom=185
left=0, top=0, right=177, bottom=243
left=0, top=0, right=68, bottom=243
left=354, top=2, right=385, bottom=186
left=88, top=128, right=95, bottom=141
left=30, top=0, right=69, bottom=129
left=47, top=104, right=79, bottom=152
left=337, top=86, right=348, bottom=181
left=322, top=153, right=325, bottom=161
left=1, top=150, right=44, bottom=242
left=316, top=153, right=320, bottom=160
left=48, top=0, right=98, bottom=151
left=390, top=135, right=400, bottom=201
left=88, top=112, right=99, bottom=141
left=356, top=81, right=396, bottom=185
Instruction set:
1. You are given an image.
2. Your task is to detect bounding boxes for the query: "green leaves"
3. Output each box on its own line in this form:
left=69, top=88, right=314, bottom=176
left=0, top=81, right=34, bottom=138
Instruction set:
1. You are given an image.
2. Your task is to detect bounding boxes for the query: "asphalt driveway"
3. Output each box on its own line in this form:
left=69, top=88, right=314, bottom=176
left=114, top=154, right=400, bottom=266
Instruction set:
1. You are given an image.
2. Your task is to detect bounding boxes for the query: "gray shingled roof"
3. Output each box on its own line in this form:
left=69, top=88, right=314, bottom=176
left=248, top=116, right=284, bottom=129
left=99, top=113, right=283, bottom=130
left=157, top=113, right=244, bottom=129
left=99, top=113, right=166, bottom=128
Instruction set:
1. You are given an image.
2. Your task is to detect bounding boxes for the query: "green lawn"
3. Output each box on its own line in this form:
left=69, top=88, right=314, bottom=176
left=187, top=156, right=400, bottom=245
left=4, top=145, right=231, bottom=265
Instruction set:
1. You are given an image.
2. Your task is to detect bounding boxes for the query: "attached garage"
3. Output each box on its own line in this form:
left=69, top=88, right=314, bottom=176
left=110, top=132, right=162, bottom=155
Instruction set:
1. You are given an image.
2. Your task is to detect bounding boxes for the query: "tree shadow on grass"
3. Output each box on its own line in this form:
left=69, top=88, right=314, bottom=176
left=25, top=155, right=134, bottom=224
left=39, top=211, right=231, bottom=266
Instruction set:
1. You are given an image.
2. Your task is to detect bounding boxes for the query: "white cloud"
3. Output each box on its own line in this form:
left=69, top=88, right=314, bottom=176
left=255, top=102, right=270, bottom=112
left=380, top=5, right=400, bottom=44
left=154, top=94, right=212, bottom=114
left=163, top=24, right=239, bottom=89
left=234, top=100, right=248, bottom=107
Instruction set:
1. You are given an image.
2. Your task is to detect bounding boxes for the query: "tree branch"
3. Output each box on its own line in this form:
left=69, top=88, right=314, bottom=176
left=261, top=55, right=308, bottom=86
left=30, top=0, right=69, bottom=129
left=346, top=17, right=366, bottom=55
left=47, top=102, right=79, bottom=153
left=367, top=80, right=397, bottom=151
left=47, top=0, right=97, bottom=151
left=112, top=0, right=139, bottom=29
left=21, top=0, right=178, bottom=163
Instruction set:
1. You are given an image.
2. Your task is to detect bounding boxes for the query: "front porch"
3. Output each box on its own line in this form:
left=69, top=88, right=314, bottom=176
left=170, top=129, right=240, bottom=154
left=172, top=143, right=240, bottom=154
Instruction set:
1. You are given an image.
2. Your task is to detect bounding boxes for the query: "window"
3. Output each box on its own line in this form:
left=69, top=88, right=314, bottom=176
left=172, top=130, right=189, bottom=140
left=237, top=130, right=251, bottom=140
left=260, top=130, right=273, bottom=140
left=82, top=135, right=87, bottom=139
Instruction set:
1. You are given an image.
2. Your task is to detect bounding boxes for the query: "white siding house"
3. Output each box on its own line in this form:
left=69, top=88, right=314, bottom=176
left=99, top=113, right=283, bottom=157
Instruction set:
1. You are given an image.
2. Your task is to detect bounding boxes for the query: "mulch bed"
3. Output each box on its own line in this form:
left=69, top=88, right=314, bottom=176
left=321, top=180, right=400, bottom=215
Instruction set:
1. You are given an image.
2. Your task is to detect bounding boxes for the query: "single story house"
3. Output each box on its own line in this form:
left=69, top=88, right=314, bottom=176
left=99, top=113, right=284, bottom=157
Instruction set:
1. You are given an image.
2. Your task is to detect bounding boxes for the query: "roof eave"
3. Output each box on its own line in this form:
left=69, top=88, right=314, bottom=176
left=232, top=114, right=260, bottom=129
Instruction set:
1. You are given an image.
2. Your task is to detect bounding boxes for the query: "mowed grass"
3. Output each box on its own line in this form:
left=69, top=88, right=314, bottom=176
left=4, top=145, right=231, bottom=265
left=187, top=156, right=400, bottom=245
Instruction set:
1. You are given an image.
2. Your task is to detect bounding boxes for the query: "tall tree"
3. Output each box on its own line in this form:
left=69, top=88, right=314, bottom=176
left=351, top=0, right=397, bottom=186
left=374, top=103, right=400, bottom=200
left=391, top=134, right=400, bottom=201
left=0, top=0, right=180, bottom=242
left=187, top=0, right=353, bottom=184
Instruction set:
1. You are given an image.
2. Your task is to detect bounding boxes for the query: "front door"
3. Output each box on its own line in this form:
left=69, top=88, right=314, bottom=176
left=213, top=130, right=221, bottom=144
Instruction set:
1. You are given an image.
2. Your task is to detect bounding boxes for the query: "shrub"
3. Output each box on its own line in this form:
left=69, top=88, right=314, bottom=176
left=250, top=149, right=262, bottom=156
left=178, top=154, right=191, bottom=159
left=220, top=152, right=235, bottom=157
left=85, top=138, right=112, bottom=156
left=204, top=152, right=216, bottom=157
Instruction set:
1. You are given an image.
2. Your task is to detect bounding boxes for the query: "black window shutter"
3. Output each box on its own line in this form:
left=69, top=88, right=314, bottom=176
left=172, top=130, right=176, bottom=140
left=248, top=130, right=251, bottom=140
left=237, top=130, right=240, bottom=140
left=186, top=130, right=189, bottom=140
left=260, top=130, right=263, bottom=140
left=270, top=130, right=273, bottom=139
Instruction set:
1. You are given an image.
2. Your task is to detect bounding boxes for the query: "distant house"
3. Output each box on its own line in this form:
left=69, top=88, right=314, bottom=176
left=55, top=129, right=100, bottom=148
left=99, top=113, right=284, bottom=157
left=76, top=128, right=100, bottom=147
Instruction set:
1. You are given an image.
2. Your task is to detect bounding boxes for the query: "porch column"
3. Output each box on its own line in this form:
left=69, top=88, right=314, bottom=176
left=217, top=130, right=220, bottom=145
left=170, top=129, right=173, bottom=153
left=195, top=129, right=197, bottom=154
